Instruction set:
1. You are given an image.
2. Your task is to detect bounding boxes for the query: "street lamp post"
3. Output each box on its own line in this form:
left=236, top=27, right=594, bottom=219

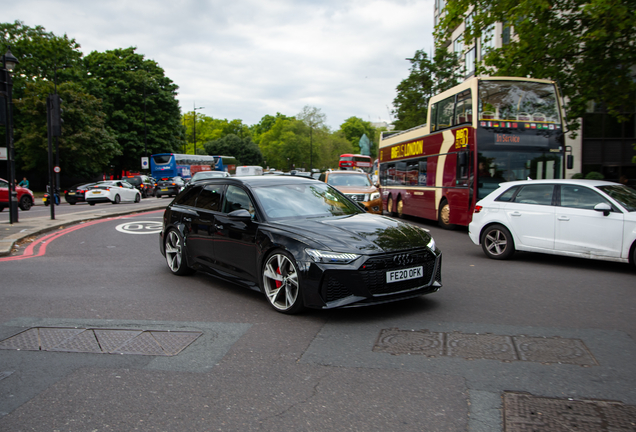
left=1, top=47, right=19, bottom=224
left=193, top=103, right=204, bottom=154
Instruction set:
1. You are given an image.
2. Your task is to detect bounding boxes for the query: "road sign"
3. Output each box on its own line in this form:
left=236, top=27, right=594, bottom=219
left=141, top=157, right=149, bottom=169
left=0, top=147, right=6, bottom=161
left=54, top=166, right=61, bottom=173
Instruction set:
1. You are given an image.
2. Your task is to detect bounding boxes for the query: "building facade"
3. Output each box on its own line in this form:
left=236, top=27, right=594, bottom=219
left=433, top=1, right=635, bottom=185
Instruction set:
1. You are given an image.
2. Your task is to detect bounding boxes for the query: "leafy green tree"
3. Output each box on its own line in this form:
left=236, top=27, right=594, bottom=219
left=258, top=117, right=308, bottom=170
left=297, top=106, right=329, bottom=170
left=392, top=48, right=462, bottom=130
left=203, top=134, right=263, bottom=166
left=338, top=117, right=376, bottom=156
left=251, top=113, right=293, bottom=143
left=436, top=0, right=636, bottom=132
left=0, top=21, right=84, bottom=101
left=84, top=47, right=183, bottom=173
left=14, top=81, right=120, bottom=177
left=183, top=114, right=252, bottom=155
left=1, top=21, right=119, bottom=182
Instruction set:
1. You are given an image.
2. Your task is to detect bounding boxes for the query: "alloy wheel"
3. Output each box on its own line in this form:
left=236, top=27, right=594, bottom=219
left=262, top=252, right=302, bottom=313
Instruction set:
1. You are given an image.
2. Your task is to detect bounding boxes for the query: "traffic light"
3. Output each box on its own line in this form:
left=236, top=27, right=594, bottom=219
left=50, top=94, right=63, bottom=136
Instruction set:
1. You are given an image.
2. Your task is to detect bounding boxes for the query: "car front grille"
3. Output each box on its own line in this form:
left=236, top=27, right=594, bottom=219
left=321, top=248, right=440, bottom=303
left=346, top=194, right=366, bottom=202
left=361, top=249, right=438, bottom=295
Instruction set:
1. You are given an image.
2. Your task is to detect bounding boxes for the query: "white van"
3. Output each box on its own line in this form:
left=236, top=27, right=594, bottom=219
left=235, top=165, right=264, bottom=176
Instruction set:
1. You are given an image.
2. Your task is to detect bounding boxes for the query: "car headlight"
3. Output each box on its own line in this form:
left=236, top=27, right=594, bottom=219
left=305, top=249, right=360, bottom=264
left=370, top=192, right=380, bottom=201
left=427, top=237, right=436, bottom=251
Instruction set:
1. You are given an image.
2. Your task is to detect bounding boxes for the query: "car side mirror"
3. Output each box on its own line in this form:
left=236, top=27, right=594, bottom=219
left=594, top=202, right=612, bottom=216
left=228, top=209, right=252, bottom=219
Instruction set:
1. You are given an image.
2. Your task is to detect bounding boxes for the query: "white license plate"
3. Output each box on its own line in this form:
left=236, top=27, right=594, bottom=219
left=386, top=266, right=423, bottom=283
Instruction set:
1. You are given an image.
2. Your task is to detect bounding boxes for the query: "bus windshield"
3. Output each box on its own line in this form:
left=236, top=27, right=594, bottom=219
left=478, top=80, right=561, bottom=124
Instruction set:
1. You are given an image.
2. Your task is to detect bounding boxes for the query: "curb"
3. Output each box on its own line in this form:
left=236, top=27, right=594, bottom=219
left=0, top=204, right=167, bottom=257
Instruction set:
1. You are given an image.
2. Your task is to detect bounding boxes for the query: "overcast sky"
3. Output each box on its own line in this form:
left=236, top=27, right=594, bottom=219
left=5, top=0, right=435, bottom=130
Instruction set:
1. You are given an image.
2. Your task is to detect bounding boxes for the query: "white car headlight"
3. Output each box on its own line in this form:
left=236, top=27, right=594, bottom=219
left=427, top=237, right=436, bottom=251
left=305, top=249, right=360, bottom=264
left=370, top=192, right=380, bottom=201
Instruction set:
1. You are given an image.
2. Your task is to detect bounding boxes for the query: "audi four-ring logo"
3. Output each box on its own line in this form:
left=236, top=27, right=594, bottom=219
left=393, top=254, right=414, bottom=266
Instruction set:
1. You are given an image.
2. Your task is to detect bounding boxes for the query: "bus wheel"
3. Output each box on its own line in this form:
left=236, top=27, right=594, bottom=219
left=438, top=199, right=456, bottom=230
left=397, top=198, right=404, bottom=218
left=387, top=195, right=395, bottom=216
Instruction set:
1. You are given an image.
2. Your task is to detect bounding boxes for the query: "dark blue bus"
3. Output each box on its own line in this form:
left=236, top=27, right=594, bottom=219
left=150, top=154, right=217, bottom=180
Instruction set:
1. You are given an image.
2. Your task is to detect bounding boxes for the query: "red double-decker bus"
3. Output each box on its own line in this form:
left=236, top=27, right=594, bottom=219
left=379, top=76, right=569, bottom=229
left=339, top=154, right=373, bottom=173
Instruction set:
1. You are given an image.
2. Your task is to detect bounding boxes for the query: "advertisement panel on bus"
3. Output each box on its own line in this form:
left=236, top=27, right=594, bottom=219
left=379, top=76, right=566, bottom=229
left=150, top=154, right=217, bottom=180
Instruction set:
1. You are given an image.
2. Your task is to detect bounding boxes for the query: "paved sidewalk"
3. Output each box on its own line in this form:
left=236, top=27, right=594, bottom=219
left=0, top=201, right=168, bottom=257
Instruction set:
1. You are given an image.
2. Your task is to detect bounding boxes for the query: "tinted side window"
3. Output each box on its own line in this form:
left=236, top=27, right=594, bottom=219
left=196, top=185, right=224, bottom=211
left=560, top=185, right=610, bottom=210
left=223, top=185, right=253, bottom=214
left=418, top=160, right=428, bottom=186
left=175, top=187, right=201, bottom=206
left=513, top=185, right=554, bottom=206
left=495, top=186, right=519, bottom=202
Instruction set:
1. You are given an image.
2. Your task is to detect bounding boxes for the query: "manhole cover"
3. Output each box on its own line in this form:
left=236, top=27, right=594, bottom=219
left=0, top=327, right=202, bottom=356
left=373, top=328, right=598, bottom=366
left=503, top=392, right=636, bottom=431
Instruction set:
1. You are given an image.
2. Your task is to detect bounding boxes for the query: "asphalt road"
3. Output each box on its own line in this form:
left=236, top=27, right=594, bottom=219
left=0, top=212, right=634, bottom=431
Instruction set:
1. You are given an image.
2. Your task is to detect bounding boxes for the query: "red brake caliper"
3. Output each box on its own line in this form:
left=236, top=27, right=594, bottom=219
left=275, top=266, right=282, bottom=289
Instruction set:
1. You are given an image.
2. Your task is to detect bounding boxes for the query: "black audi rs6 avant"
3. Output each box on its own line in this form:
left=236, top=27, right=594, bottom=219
left=160, top=175, right=442, bottom=314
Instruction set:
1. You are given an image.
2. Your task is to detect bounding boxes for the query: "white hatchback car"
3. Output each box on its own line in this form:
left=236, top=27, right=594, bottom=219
left=468, top=179, right=636, bottom=266
left=86, top=180, right=141, bottom=205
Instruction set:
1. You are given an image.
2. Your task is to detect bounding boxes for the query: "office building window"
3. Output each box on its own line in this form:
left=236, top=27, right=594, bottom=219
left=465, top=47, right=475, bottom=77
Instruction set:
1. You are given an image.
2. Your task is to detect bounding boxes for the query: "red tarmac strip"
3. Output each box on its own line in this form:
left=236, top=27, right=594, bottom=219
left=0, top=210, right=163, bottom=262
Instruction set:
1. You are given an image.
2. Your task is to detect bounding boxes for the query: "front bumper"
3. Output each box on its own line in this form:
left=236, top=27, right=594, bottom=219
left=300, top=247, right=442, bottom=309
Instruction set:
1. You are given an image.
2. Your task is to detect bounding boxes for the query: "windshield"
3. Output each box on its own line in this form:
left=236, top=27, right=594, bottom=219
left=597, top=185, right=636, bottom=211
left=252, top=183, right=362, bottom=219
left=478, top=150, right=562, bottom=200
left=327, top=174, right=372, bottom=187
left=479, top=80, right=561, bottom=124
left=126, top=177, right=142, bottom=185
left=152, top=155, right=172, bottom=164
left=191, top=172, right=225, bottom=181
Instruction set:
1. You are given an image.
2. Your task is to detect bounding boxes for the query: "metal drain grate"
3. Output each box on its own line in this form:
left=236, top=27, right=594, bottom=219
left=503, top=392, right=636, bottom=431
left=0, top=327, right=202, bottom=356
left=373, top=328, right=598, bottom=366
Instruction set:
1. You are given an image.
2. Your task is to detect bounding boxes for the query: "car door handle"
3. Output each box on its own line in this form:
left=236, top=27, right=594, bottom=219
left=510, top=211, right=522, bottom=217
left=557, top=216, right=570, bottom=221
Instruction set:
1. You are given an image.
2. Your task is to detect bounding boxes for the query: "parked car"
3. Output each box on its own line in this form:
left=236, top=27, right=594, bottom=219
left=124, top=175, right=155, bottom=198
left=468, top=179, right=636, bottom=267
left=64, top=182, right=97, bottom=205
left=160, top=175, right=442, bottom=314
left=85, top=180, right=141, bottom=205
left=190, top=171, right=231, bottom=182
left=318, top=170, right=382, bottom=214
left=155, top=176, right=186, bottom=198
left=0, top=177, right=34, bottom=211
